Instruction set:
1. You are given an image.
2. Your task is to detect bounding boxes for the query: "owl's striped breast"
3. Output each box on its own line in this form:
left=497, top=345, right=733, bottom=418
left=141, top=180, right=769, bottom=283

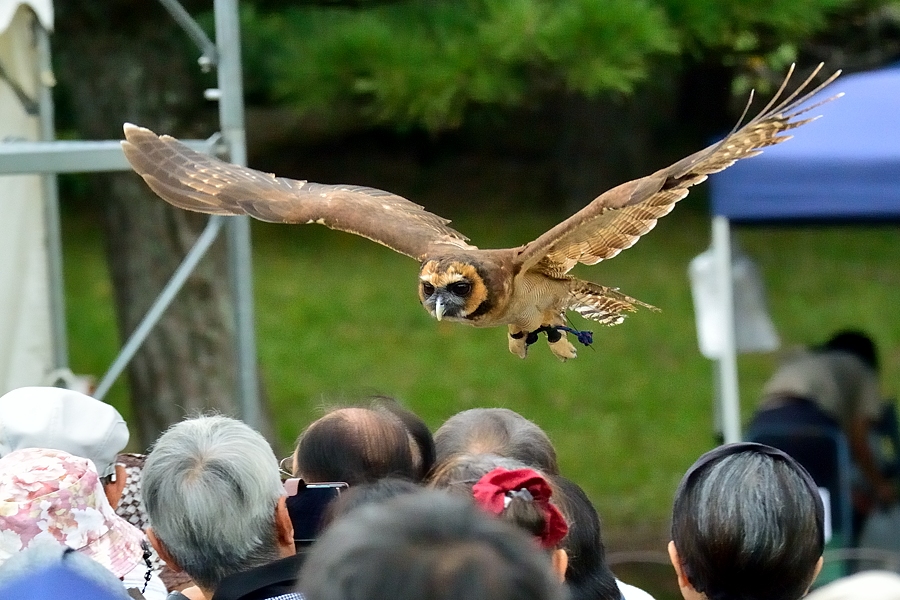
left=470, top=272, right=570, bottom=330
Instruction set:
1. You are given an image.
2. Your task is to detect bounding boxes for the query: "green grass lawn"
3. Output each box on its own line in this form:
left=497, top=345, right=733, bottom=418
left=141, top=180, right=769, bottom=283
left=62, top=201, right=900, bottom=564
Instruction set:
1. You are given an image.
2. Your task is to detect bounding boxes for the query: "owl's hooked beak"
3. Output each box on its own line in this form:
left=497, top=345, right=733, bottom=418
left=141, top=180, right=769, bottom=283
left=425, top=287, right=467, bottom=322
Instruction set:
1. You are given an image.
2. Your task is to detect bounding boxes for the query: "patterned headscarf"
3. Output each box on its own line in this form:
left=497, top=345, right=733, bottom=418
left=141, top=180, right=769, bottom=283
left=0, top=448, right=145, bottom=578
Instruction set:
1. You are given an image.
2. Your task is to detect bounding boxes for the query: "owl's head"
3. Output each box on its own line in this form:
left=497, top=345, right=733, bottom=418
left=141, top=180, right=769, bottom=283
left=417, top=259, right=490, bottom=322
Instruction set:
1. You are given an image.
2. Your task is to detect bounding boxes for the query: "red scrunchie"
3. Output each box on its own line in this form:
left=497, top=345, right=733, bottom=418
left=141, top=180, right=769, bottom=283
left=471, top=467, right=568, bottom=549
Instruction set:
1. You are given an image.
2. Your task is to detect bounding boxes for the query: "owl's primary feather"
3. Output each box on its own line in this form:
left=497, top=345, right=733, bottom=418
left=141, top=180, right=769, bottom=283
left=122, top=63, right=840, bottom=360
left=121, top=127, right=471, bottom=261
left=515, top=63, right=841, bottom=276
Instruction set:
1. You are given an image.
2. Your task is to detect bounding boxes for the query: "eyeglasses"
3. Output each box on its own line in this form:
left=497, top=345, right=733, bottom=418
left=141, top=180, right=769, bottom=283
left=279, top=455, right=295, bottom=479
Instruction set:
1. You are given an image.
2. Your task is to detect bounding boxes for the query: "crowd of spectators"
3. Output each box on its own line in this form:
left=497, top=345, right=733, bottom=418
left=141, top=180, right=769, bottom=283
left=0, top=383, right=891, bottom=600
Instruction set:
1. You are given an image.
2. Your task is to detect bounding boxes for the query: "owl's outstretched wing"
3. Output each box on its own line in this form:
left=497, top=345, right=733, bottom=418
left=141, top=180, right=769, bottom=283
left=121, top=124, right=470, bottom=261
left=516, top=64, right=841, bottom=277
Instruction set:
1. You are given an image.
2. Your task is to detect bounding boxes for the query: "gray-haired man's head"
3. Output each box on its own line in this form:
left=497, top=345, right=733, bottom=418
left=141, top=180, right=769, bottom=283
left=142, top=415, right=291, bottom=592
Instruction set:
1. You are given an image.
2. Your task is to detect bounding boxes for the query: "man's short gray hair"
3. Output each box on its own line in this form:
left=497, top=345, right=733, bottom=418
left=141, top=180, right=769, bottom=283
left=143, top=415, right=285, bottom=591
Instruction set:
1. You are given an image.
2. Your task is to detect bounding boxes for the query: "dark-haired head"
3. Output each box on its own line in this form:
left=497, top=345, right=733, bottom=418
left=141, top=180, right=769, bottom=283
left=434, top=408, right=559, bottom=474
left=552, top=476, right=621, bottom=600
left=670, top=443, right=824, bottom=600
left=297, top=491, right=567, bottom=600
left=370, top=396, right=436, bottom=480
left=322, top=477, right=422, bottom=529
left=294, top=407, right=418, bottom=486
left=820, top=330, right=879, bottom=371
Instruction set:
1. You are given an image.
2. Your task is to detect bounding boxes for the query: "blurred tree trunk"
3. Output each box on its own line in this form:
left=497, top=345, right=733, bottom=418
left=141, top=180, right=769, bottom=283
left=53, top=3, right=271, bottom=449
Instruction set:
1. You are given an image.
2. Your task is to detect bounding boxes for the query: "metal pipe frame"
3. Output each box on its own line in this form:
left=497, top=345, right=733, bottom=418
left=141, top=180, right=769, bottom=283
left=213, top=0, right=262, bottom=429
left=2, top=1, right=262, bottom=428
left=93, top=216, right=226, bottom=400
left=158, top=0, right=218, bottom=69
left=0, top=139, right=216, bottom=175
left=35, top=20, right=67, bottom=370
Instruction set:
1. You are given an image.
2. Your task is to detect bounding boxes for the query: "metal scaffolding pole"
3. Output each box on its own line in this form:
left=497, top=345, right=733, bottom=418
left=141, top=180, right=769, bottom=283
left=158, top=0, right=218, bottom=68
left=0, top=1, right=261, bottom=427
left=35, top=20, right=68, bottom=370
left=214, top=0, right=262, bottom=430
left=93, top=216, right=227, bottom=400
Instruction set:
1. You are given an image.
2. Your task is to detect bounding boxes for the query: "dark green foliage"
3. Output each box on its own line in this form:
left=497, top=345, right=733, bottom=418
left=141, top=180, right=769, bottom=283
left=659, top=0, right=851, bottom=52
left=234, top=0, right=883, bottom=132
left=241, top=0, right=676, bottom=129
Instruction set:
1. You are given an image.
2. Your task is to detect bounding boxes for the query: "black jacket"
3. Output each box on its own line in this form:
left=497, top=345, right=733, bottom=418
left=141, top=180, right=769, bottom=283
left=211, top=554, right=306, bottom=600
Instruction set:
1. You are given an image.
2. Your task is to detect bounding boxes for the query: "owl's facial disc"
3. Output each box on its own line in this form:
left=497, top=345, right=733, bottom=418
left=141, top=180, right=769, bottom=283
left=418, top=261, right=487, bottom=322
left=420, top=278, right=471, bottom=321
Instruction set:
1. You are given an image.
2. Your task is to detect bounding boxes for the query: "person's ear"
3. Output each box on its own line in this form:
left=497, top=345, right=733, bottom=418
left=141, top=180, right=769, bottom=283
left=147, top=527, right=183, bottom=573
left=806, top=556, right=825, bottom=592
left=275, top=496, right=295, bottom=555
left=668, top=540, right=698, bottom=598
left=551, top=548, right=568, bottom=582
left=103, top=464, right=128, bottom=508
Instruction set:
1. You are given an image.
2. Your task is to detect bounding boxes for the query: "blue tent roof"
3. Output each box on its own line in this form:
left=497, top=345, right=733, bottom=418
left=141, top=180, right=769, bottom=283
left=709, top=64, right=900, bottom=222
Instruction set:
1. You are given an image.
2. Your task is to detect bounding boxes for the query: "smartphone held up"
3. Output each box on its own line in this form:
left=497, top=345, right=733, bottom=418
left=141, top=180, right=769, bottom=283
left=283, top=478, right=348, bottom=545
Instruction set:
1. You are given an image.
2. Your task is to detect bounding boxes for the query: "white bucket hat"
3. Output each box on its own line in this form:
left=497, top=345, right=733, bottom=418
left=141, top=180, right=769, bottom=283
left=0, top=387, right=129, bottom=479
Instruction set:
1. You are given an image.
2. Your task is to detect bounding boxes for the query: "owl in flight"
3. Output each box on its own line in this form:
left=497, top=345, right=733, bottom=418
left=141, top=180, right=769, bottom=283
left=123, top=64, right=839, bottom=361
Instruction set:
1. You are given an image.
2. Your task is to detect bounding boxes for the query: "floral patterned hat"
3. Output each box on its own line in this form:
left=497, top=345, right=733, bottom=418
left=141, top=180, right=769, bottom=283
left=0, top=447, right=145, bottom=578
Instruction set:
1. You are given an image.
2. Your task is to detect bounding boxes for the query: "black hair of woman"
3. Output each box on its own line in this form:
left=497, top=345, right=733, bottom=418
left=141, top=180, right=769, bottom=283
left=669, top=442, right=825, bottom=600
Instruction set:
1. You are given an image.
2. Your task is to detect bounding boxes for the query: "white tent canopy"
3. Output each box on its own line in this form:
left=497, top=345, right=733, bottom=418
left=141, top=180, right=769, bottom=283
left=0, top=0, right=51, bottom=32
left=0, top=0, right=55, bottom=393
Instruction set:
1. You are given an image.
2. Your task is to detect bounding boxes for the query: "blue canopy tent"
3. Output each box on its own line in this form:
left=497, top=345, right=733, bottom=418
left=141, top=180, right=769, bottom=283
left=706, top=64, right=900, bottom=443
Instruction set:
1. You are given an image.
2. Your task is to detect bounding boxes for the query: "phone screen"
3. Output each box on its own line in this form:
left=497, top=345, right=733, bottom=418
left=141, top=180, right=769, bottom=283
left=284, top=479, right=348, bottom=543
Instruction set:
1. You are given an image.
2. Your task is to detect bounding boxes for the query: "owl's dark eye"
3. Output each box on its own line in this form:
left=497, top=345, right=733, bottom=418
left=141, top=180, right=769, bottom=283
left=421, top=282, right=435, bottom=297
left=450, top=281, right=471, bottom=296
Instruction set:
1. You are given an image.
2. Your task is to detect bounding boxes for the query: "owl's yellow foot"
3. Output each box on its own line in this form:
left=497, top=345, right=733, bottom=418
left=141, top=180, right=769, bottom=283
left=508, top=328, right=528, bottom=358
left=548, top=336, right=577, bottom=361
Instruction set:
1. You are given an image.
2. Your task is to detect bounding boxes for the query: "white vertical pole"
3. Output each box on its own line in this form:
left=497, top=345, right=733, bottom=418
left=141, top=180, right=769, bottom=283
left=214, top=0, right=261, bottom=430
left=712, top=216, right=741, bottom=443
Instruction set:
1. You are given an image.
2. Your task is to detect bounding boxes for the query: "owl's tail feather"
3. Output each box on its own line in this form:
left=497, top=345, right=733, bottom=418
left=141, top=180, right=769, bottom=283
left=566, top=281, right=659, bottom=326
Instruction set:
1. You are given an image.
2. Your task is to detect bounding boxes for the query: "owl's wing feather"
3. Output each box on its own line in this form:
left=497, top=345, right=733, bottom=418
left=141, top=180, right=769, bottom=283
left=121, top=124, right=470, bottom=261
left=516, top=63, right=841, bottom=276
left=567, top=281, right=660, bottom=326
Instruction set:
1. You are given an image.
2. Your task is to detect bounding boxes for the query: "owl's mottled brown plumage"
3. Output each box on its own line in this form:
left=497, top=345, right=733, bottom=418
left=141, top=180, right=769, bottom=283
left=122, top=64, right=840, bottom=360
